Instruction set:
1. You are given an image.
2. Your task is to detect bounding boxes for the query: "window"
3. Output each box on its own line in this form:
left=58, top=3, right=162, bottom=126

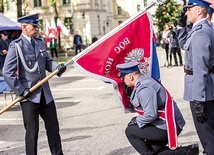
left=64, top=17, right=73, bottom=33
left=137, top=5, right=141, bottom=12
left=6, top=0, right=13, bottom=11
left=144, top=0, right=147, bottom=7
left=97, top=15, right=101, bottom=34
left=117, top=6, right=122, bottom=15
left=118, top=21, right=123, bottom=25
left=34, top=0, right=42, bottom=7
left=95, top=0, right=99, bottom=9
left=63, top=0, right=71, bottom=5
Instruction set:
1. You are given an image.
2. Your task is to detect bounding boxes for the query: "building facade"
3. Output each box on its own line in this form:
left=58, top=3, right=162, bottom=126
left=2, top=0, right=154, bottom=48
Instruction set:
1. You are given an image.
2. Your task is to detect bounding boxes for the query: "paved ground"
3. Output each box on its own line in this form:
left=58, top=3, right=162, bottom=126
left=0, top=47, right=203, bottom=155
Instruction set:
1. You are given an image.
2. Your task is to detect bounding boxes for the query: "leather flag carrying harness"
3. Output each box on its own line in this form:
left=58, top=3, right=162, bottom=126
left=134, top=86, right=177, bottom=150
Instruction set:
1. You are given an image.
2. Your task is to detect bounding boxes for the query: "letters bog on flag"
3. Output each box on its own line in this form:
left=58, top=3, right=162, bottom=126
left=72, top=12, right=160, bottom=112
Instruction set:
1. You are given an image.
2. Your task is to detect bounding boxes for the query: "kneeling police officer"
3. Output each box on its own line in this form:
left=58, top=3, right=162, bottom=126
left=116, top=61, right=199, bottom=155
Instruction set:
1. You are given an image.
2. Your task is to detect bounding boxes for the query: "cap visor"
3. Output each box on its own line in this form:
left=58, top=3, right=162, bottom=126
left=184, top=4, right=194, bottom=8
left=28, top=22, right=42, bottom=27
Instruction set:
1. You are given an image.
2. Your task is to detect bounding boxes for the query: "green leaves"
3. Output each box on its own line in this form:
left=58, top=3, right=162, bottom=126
left=153, top=0, right=183, bottom=31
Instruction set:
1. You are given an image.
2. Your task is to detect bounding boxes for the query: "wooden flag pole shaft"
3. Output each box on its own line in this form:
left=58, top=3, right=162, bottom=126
left=0, top=69, right=59, bottom=115
left=0, top=57, right=75, bottom=115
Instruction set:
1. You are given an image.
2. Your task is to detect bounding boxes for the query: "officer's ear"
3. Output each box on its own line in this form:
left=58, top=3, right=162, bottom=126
left=22, top=23, right=27, bottom=29
left=196, top=6, right=204, bottom=15
left=128, top=74, right=134, bottom=81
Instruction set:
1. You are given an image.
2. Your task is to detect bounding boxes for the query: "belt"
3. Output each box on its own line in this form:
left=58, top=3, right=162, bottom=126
left=134, top=108, right=165, bottom=120
left=184, top=66, right=214, bottom=75
left=184, top=66, right=193, bottom=75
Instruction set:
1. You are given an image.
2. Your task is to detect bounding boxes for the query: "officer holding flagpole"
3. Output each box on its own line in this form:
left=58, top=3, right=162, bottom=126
left=3, top=13, right=66, bottom=155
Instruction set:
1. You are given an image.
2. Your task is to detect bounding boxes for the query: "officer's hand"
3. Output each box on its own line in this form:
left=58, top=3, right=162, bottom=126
left=21, top=88, right=31, bottom=98
left=123, top=83, right=132, bottom=97
left=57, top=63, right=67, bottom=77
left=177, top=8, right=187, bottom=27
left=128, top=117, right=137, bottom=126
left=193, top=101, right=207, bottom=124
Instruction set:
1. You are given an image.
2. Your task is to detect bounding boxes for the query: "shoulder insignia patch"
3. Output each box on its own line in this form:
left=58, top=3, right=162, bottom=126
left=195, top=24, right=202, bottom=31
left=136, top=81, right=141, bottom=88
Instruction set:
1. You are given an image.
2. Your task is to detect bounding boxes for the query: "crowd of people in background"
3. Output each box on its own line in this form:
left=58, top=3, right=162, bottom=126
left=157, top=24, right=183, bottom=68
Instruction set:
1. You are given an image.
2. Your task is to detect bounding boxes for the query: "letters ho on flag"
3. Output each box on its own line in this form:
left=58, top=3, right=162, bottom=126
left=72, top=12, right=160, bottom=112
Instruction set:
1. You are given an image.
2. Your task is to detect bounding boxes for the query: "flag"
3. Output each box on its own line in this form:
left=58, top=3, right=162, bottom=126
left=48, top=19, right=58, bottom=38
left=72, top=11, right=177, bottom=150
left=72, top=12, right=159, bottom=111
left=57, top=18, right=71, bottom=37
left=45, top=19, right=50, bottom=36
left=45, top=19, right=51, bottom=42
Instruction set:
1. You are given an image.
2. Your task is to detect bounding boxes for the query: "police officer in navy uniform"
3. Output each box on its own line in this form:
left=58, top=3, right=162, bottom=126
left=3, top=13, right=66, bottom=155
left=116, top=61, right=199, bottom=155
left=176, top=0, right=214, bottom=154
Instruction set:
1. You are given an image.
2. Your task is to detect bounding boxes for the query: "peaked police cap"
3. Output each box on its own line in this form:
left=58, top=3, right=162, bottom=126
left=116, top=61, right=140, bottom=74
left=18, top=13, right=40, bottom=26
left=184, top=0, right=211, bottom=8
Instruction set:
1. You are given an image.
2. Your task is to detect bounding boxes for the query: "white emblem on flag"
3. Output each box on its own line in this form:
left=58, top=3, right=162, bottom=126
left=124, top=48, right=150, bottom=75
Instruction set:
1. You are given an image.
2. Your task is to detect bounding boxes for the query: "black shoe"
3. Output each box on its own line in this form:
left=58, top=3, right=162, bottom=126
left=185, top=144, right=199, bottom=155
left=167, top=64, right=172, bottom=68
left=174, top=144, right=199, bottom=155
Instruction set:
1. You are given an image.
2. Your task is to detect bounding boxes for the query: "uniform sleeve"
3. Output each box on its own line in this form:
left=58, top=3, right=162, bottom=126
left=192, top=31, right=211, bottom=101
left=3, top=41, right=25, bottom=96
left=175, top=26, right=188, bottom=49
left=136, top=87, right=159, bottom=128
left=45, top=53, right=58, bottom=72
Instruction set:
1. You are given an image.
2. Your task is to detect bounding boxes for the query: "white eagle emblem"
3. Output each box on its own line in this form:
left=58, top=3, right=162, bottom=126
left=124, top=48, right=150, bottom=75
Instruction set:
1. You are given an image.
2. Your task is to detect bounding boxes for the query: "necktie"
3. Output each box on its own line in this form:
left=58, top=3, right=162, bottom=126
left=31, top=39, right=35, bottom=48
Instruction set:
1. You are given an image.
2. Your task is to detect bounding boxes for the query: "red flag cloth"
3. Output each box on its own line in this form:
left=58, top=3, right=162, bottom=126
left=165, top=88, right=177, bottom=150
left=57, top=18, right=71, bottom=37
left=48, top=19, right=58, bottom=39
left=73, top=12, right=155, bottom=110
left=72, top=11, right=177, bottom=150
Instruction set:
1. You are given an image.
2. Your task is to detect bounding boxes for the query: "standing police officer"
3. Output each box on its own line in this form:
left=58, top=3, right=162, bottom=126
left=3, top=13, right=66, bottom=155
left=176, top=0, right=214, bottom=154
left=116, top=61, right=198, bottom=155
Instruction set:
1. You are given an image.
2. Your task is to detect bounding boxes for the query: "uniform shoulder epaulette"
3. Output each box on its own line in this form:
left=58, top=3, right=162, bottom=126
left=9, top=38, right=21, bottom=48
left=136, top=81, right=141, bottom=88
left=13, top=38, right=22, bottom=43
left=195, top=24, right=202, bottom=31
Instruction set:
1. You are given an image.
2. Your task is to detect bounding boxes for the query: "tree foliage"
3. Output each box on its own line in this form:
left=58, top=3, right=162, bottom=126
left=153, top=0, right=182, bottom=32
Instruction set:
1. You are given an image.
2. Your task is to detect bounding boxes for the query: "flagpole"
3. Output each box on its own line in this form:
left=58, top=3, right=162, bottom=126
left=0, top=70, right=59, bottom=115
left=71, top=0, right=165, bottom=62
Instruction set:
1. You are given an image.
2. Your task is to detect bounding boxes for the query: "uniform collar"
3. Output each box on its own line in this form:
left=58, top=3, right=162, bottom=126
left=22, top=33, right=31, bottom=43
left=192, top=18, right=207, bottom=29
